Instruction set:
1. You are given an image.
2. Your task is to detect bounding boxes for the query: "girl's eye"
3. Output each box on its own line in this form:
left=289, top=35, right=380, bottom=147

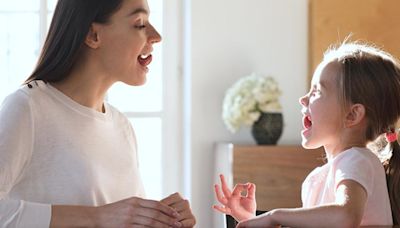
left=310, top=89, right=321, bottom=97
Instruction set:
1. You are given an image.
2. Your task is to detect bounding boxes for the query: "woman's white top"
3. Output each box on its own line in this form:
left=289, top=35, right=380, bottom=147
left=302, top=147, right=392, bottom=225
left=0, top=81, right=145, bottom=227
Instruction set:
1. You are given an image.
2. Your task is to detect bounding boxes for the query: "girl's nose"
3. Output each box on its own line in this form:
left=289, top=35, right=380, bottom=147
left=299, top=95, right=308, bottom=106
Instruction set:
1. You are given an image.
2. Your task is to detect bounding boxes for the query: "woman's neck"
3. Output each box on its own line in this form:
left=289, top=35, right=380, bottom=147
left=50, top=63, right=114, bottom=113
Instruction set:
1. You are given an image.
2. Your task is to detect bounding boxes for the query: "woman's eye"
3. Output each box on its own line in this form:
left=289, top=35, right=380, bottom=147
left=134, top=24, right=146, bottom=29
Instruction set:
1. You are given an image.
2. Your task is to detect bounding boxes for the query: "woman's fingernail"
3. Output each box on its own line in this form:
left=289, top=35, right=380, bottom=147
left=174, top=221, right=182, bottom=227
left=173, top=212, right=180, bottom=217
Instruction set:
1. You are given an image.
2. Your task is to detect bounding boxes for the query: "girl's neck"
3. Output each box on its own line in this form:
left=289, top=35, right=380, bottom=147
left=324, top=129, right=367, bottom=160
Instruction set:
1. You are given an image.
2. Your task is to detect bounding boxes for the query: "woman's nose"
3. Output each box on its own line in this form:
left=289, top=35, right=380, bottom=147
left=148, top=24, right=162, bottom=44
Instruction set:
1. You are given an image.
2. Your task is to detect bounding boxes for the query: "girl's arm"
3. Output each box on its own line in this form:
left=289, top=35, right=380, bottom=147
left=237, top=179, right=367, bottom=228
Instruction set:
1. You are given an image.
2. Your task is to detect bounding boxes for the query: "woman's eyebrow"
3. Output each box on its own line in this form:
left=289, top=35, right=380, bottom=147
left=127, top=7, right=149, bottom=17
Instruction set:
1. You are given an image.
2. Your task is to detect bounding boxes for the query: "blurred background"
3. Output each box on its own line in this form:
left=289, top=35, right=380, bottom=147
left=1, top=0, right=399, bottom=227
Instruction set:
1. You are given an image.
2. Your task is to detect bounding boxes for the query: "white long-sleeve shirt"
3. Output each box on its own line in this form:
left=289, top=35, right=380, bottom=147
left=0, top=81, right=145, bottom=227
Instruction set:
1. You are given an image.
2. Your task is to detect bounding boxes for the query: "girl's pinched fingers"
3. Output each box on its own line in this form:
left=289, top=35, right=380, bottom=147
left=214, top=184, right=228, bottom=205
left=220, top=174, right=232, bottom=197
left=247, top=183, right=256, bottom=199
left=231, top=184, right=247, bottom=196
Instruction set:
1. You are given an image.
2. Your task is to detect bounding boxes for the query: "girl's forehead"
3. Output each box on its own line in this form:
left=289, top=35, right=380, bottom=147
left=311, top=61, right=340, bottom=86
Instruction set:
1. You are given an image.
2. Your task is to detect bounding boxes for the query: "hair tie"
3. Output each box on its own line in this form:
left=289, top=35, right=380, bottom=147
left=385, top=132, right=398, bottom=143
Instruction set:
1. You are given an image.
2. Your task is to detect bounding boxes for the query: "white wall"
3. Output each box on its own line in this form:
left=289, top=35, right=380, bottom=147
left=188, top=0, right=309, bottom=227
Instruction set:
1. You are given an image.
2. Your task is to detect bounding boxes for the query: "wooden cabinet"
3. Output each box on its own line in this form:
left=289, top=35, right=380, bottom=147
left=232, top=145, right=325, bottom=211
left=214, top=143, right=325, bottom=211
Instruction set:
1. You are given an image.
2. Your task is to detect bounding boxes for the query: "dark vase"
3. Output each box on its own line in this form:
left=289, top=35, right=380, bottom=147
left=251, top=112, right=283, bottom=145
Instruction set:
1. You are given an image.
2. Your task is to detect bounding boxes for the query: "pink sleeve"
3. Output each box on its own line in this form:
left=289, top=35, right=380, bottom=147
left=333, top=151, right=374, bottom=196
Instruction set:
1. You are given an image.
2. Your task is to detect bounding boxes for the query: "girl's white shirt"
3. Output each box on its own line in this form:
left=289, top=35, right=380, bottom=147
left=302, top=147, right=393, bottom=225
left=0, top=81, right=145, bottom=227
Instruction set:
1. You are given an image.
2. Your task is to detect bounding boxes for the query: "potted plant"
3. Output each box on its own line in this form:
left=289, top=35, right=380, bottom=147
left=222, top=73, right=284, bottom=144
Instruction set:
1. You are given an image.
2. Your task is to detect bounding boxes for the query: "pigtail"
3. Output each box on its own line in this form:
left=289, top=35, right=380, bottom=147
left=385, top=141, right=400, bottom=225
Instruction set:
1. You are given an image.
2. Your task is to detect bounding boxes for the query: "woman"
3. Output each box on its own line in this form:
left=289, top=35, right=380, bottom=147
left=0, top=0, right=196, bottom=227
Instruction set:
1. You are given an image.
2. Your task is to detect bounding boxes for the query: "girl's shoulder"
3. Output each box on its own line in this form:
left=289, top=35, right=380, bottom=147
left=333, top=147, right=379, bottom=166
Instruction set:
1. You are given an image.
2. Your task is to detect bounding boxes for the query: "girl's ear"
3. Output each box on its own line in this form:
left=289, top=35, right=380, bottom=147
left=85, top=24, right=101, bottom=49
left=345, top=103, right=366, bottom=128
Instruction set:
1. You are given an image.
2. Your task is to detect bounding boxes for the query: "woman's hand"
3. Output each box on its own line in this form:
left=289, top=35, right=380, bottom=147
left=213, top=174, right=257, bottom=222
left=161, top=193, right=196, bottom=228
left=94, top=196, right=182, bottom=228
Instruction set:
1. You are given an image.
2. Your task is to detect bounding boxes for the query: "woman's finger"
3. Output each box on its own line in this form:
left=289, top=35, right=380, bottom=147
left=133, top=207, right=179, bottom=227
left=132, top=215, right=180, bottom=228
left=179, top=218, right=197, bottom=227
left=132, top=197, right=179, bottom=218
left=161, top=192, right=182, bottom=206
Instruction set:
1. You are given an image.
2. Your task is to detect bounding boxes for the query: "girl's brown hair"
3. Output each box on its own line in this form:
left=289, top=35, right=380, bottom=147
left=324, top=42, right=400, bottom=224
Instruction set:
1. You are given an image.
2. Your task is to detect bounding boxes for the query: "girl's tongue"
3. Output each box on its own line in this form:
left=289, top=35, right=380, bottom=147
left=303, top=115, right=312, bottom=129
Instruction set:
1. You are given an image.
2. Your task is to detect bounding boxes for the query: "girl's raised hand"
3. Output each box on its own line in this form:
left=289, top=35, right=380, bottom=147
left=213, top=174, right=257, bottom=222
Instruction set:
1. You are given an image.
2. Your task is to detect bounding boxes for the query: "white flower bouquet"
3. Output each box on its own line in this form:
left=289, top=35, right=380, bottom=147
left=222, top=73, right=282, bottom=133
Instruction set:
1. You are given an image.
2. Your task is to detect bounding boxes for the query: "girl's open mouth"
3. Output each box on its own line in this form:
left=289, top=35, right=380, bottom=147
left=303, top=115, right=312, bottom=129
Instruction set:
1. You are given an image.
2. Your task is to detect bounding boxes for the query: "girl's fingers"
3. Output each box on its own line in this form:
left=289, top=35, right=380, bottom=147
left=220, top=174, right=232, bottom=197
left=247, top=183, right=256, bottom=199
left=212, top=205, right=231, bottom=214
left=214, top=184, right=228, bottom=205
left=231, top=184, right=247, bottom=196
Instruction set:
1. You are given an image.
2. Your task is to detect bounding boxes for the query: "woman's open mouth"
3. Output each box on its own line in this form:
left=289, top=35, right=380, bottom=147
left=138, top=54, right=153, bottom=67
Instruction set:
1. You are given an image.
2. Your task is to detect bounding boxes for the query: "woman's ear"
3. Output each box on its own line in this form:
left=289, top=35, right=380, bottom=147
left=345, top=103, right=366, bottom=128
left=85, top=24, right=101, bottom=49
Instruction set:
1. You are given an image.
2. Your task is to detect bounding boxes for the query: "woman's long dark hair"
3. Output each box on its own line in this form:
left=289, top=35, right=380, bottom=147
left=25, top=0, right=123, bottom=84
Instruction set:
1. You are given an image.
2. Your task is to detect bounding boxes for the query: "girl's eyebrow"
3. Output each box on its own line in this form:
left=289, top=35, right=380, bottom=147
left=127, top=7, right=149, bottom=17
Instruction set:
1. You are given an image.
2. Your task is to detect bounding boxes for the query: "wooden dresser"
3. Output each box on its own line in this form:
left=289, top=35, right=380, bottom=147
left=213, top=144, right=325, bottom=211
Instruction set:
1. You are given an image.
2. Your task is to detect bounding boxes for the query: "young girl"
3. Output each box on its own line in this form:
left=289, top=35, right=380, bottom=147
left=0, top=0, right=195, bottom=227
left=214, top=42, right=400, bottom=227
